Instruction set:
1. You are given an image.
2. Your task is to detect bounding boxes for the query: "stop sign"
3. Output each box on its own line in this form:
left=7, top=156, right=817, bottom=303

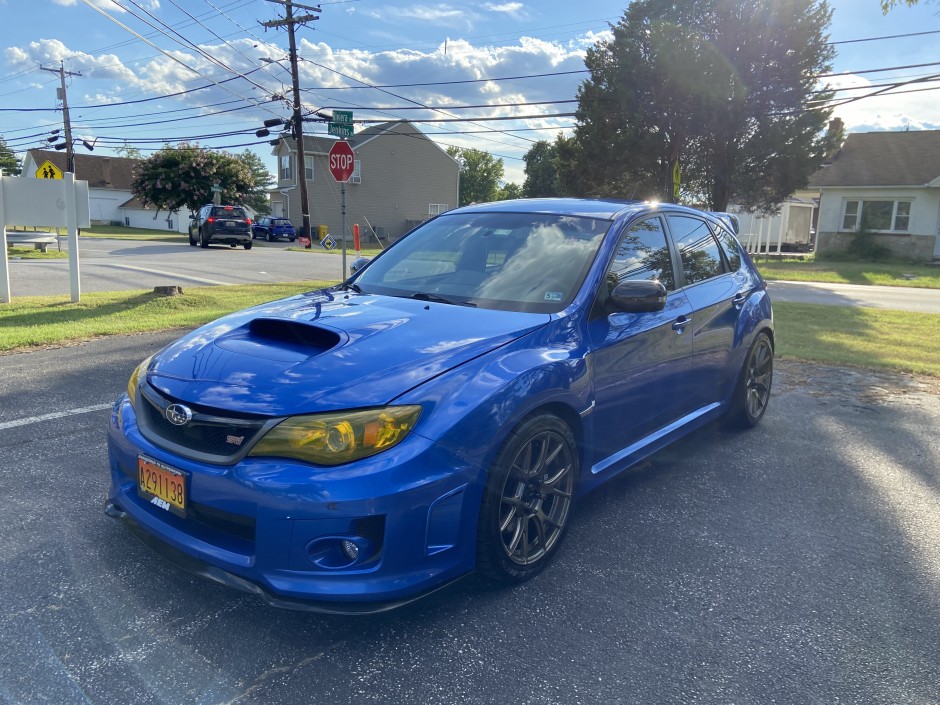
left=328, top=141, right=355, bottom=182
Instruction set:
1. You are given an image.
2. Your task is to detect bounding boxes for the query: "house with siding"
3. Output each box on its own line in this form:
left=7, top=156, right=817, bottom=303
left=270, top=120, right=460, bottom=242
left=807, top=130, right=940, bottom=261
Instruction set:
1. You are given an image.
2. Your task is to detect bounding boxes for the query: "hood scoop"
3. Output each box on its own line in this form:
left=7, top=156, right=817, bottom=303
left=213, top=318, right=344, bottom=361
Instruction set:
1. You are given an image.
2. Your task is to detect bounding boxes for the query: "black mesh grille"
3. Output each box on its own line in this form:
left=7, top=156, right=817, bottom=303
left=137, top=384, right=270, bottom=463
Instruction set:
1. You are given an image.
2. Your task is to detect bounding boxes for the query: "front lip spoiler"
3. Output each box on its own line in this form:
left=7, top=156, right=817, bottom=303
left=105, top=500, right=469, bottom=615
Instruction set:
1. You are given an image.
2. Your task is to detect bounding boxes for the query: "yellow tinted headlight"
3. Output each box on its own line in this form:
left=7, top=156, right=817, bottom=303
left=127, top=356, right=153, bottom=403
left=248, top=406, right=422, bottom=466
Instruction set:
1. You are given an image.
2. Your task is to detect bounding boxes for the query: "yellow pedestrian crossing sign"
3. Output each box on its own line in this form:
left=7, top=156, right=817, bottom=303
left=36, top=160, right=63, bottom=180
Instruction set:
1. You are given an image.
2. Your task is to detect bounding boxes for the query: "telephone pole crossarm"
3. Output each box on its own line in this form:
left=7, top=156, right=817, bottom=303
left=39, top=63, right=81, bottom=174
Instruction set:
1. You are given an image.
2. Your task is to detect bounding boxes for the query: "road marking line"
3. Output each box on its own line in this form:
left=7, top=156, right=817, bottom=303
left=100, top=263, right=232, bottom=285
left=0, top=403, right=113, bottom=430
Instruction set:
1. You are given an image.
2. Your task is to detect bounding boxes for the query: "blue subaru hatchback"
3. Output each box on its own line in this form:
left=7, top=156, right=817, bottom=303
left=106, top=199, right=773, bottom=612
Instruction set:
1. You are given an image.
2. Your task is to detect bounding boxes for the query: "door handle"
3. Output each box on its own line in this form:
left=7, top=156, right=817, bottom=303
left=732, top=292, right=747, bottom=308
left=672, top=316, right=691, bottom=333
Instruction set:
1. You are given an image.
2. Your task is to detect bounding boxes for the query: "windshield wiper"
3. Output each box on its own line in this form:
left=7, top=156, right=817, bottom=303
left=410, top=291, right=476, bottom=307
left=336, top=281, right=363, bottom=294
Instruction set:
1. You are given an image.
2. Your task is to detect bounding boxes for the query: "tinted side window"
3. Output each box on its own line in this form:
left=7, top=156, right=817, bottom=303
left=668, top=215, right=724, bottom=285
left=605, top=217, right=675, bottom=294
left=710, top=222, right=742, bottom=271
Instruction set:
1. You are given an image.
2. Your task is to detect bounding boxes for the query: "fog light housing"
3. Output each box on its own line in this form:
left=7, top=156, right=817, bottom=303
left=340, top=539, right=360, bottom=561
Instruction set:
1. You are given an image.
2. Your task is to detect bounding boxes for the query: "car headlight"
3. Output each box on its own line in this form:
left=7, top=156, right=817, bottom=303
left=126, top=356, right=153, bottom=404
left=248, top=406, right=422, bottom=466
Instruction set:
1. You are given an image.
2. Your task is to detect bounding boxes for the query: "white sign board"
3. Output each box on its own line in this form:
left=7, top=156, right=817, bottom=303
left=1, top=173, right=90, bottom=303
left=1, top=176, right=90, bottom=228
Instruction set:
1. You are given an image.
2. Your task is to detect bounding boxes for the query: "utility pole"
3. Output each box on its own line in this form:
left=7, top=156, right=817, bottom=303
left=262, top=0, right=320, bottom=243
left=40, top=62, right=81, bottom=174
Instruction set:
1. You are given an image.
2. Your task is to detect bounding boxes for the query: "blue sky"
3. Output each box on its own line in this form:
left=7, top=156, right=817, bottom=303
left=1, top=0, right=939, bottom=183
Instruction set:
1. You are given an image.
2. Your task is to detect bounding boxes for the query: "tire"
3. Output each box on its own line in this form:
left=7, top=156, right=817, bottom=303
left=265, top=231, right=273, bottom=242
left=288, top=237, right=296, bottom=243
left=477, top=414, right=577, bottom=584
left=199, top=229, right=209, bottom=249
left=244, top=240, right=252, bottom=250
left=188, top=229, right=196, bottom=246
left=727, top=332, right=773, bottom=428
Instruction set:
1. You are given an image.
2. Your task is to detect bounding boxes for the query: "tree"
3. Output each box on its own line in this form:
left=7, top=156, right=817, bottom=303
left=497, top=182, right=523, bottom=200
left=881, top=0, right=930, bottom=9
left=522, top=140, right=561, bottom=197
left=446, top=146, right=505, bottom=205
left=565, top=0, right=840, bottom=212
left=131, top=142, right=254, bottom=216
left=235, top=150, right=274, bottom=215
left=115, top=142, right=143, bottom=160
left=0, top=136, right=22, bottom=176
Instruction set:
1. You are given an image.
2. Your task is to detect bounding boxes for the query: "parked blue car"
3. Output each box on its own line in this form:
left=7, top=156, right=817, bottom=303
left=252, top=216, right=296, bottom=242
left=106, top=198, right=773, bottom=613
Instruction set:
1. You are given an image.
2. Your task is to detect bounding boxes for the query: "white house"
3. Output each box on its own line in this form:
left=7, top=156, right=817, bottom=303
left=807, top=130, right=940, bottom=261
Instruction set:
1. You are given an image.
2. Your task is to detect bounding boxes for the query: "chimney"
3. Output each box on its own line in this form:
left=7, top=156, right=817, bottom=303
left=823, top=117, right=845, bottom=163
left=101, top=157, right=112, bottom=187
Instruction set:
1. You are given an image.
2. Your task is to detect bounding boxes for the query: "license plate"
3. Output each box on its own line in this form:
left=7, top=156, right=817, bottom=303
left=226, top=220, right=236, bottom=227
left=137, top=456, right=187, bottom=517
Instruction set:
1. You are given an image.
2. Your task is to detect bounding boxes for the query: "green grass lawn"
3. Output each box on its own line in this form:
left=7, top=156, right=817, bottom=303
left=5, top=246, right=68, bottom=260
left=0, top=281, right=331, bottom=352
left=773, top=302, right=940, bottom=377
left=8, top=224, right=186, bottom=242
left=756, top=258, right=940, bottom=289
left=2, top=285, right=938, bottom=378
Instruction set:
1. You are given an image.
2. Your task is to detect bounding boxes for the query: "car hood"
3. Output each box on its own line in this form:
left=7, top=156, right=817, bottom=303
left=146, top=290, right=550, bottom=416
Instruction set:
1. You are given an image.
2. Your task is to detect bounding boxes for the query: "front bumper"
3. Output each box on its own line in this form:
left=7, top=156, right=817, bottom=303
left=106, top=396, right=483, bottom=610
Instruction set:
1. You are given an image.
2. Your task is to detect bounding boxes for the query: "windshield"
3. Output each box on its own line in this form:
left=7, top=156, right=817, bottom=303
left=273, top=219, right=293, bottom=226
left=354, top=211, right=611, bottom=313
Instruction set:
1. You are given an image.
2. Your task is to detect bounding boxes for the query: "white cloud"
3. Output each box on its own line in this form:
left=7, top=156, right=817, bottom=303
left=359, top=4, right=480, bottom=31
left=51, top=0, right=159, bottom=8
left=825, top=75, right=940, bottom=133
left=483, top=2, right=527, bottom=20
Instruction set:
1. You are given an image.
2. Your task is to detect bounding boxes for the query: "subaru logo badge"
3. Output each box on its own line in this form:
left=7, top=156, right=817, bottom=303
left=165, top=404, right=193, bottom=426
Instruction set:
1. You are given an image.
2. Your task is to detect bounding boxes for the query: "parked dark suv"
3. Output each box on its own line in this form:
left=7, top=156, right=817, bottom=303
left=189, top=205, right=253, bottom=249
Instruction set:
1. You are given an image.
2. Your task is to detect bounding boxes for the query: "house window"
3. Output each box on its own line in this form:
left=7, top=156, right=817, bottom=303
left=428, top=204, right=448, bottom=216
left=842, top=199, right=912, bottom=232
left=279, top=155, right=292, bottom=181
left=350, top=160, right=361, bottom=183
left=304, top=155, right=314, bottom=181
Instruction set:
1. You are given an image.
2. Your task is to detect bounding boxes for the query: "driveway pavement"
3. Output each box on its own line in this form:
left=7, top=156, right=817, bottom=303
left=1, top=334, right=938, bottom=704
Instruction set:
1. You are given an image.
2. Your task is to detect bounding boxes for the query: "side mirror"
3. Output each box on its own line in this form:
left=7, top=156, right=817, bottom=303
left=349, top=257, right=371, bottom=275
left=608, top=279, right=667, bottom=313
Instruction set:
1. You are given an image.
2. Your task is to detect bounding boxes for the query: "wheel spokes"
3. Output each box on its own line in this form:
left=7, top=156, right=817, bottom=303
left=499, top=430, right=575, bottom=565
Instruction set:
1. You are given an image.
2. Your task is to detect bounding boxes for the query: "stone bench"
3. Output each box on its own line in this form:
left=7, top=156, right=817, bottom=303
left=5, top=232, right=58, bottom=253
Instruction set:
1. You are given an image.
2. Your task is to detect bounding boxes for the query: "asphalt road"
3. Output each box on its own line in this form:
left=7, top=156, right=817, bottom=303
left=1, top=334, right=938, bottom=704
left=767, top=279, right=940, bottom=313
left=7, top=238, right=940, bottom=312
left=6, top=237, right=348, bottom=296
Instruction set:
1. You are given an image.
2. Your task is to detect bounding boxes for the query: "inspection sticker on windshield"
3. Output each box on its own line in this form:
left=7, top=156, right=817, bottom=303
left=544, top=291, right=563, bottom=302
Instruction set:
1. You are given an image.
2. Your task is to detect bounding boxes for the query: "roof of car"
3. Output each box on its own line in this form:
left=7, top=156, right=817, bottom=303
left=452, top=198, right=709, bottom=221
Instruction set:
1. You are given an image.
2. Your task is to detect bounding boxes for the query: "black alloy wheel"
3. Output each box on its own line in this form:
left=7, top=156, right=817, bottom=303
left=728, top=332, right=773, bottom=428
left=477, top=414, right=577, bottom=583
